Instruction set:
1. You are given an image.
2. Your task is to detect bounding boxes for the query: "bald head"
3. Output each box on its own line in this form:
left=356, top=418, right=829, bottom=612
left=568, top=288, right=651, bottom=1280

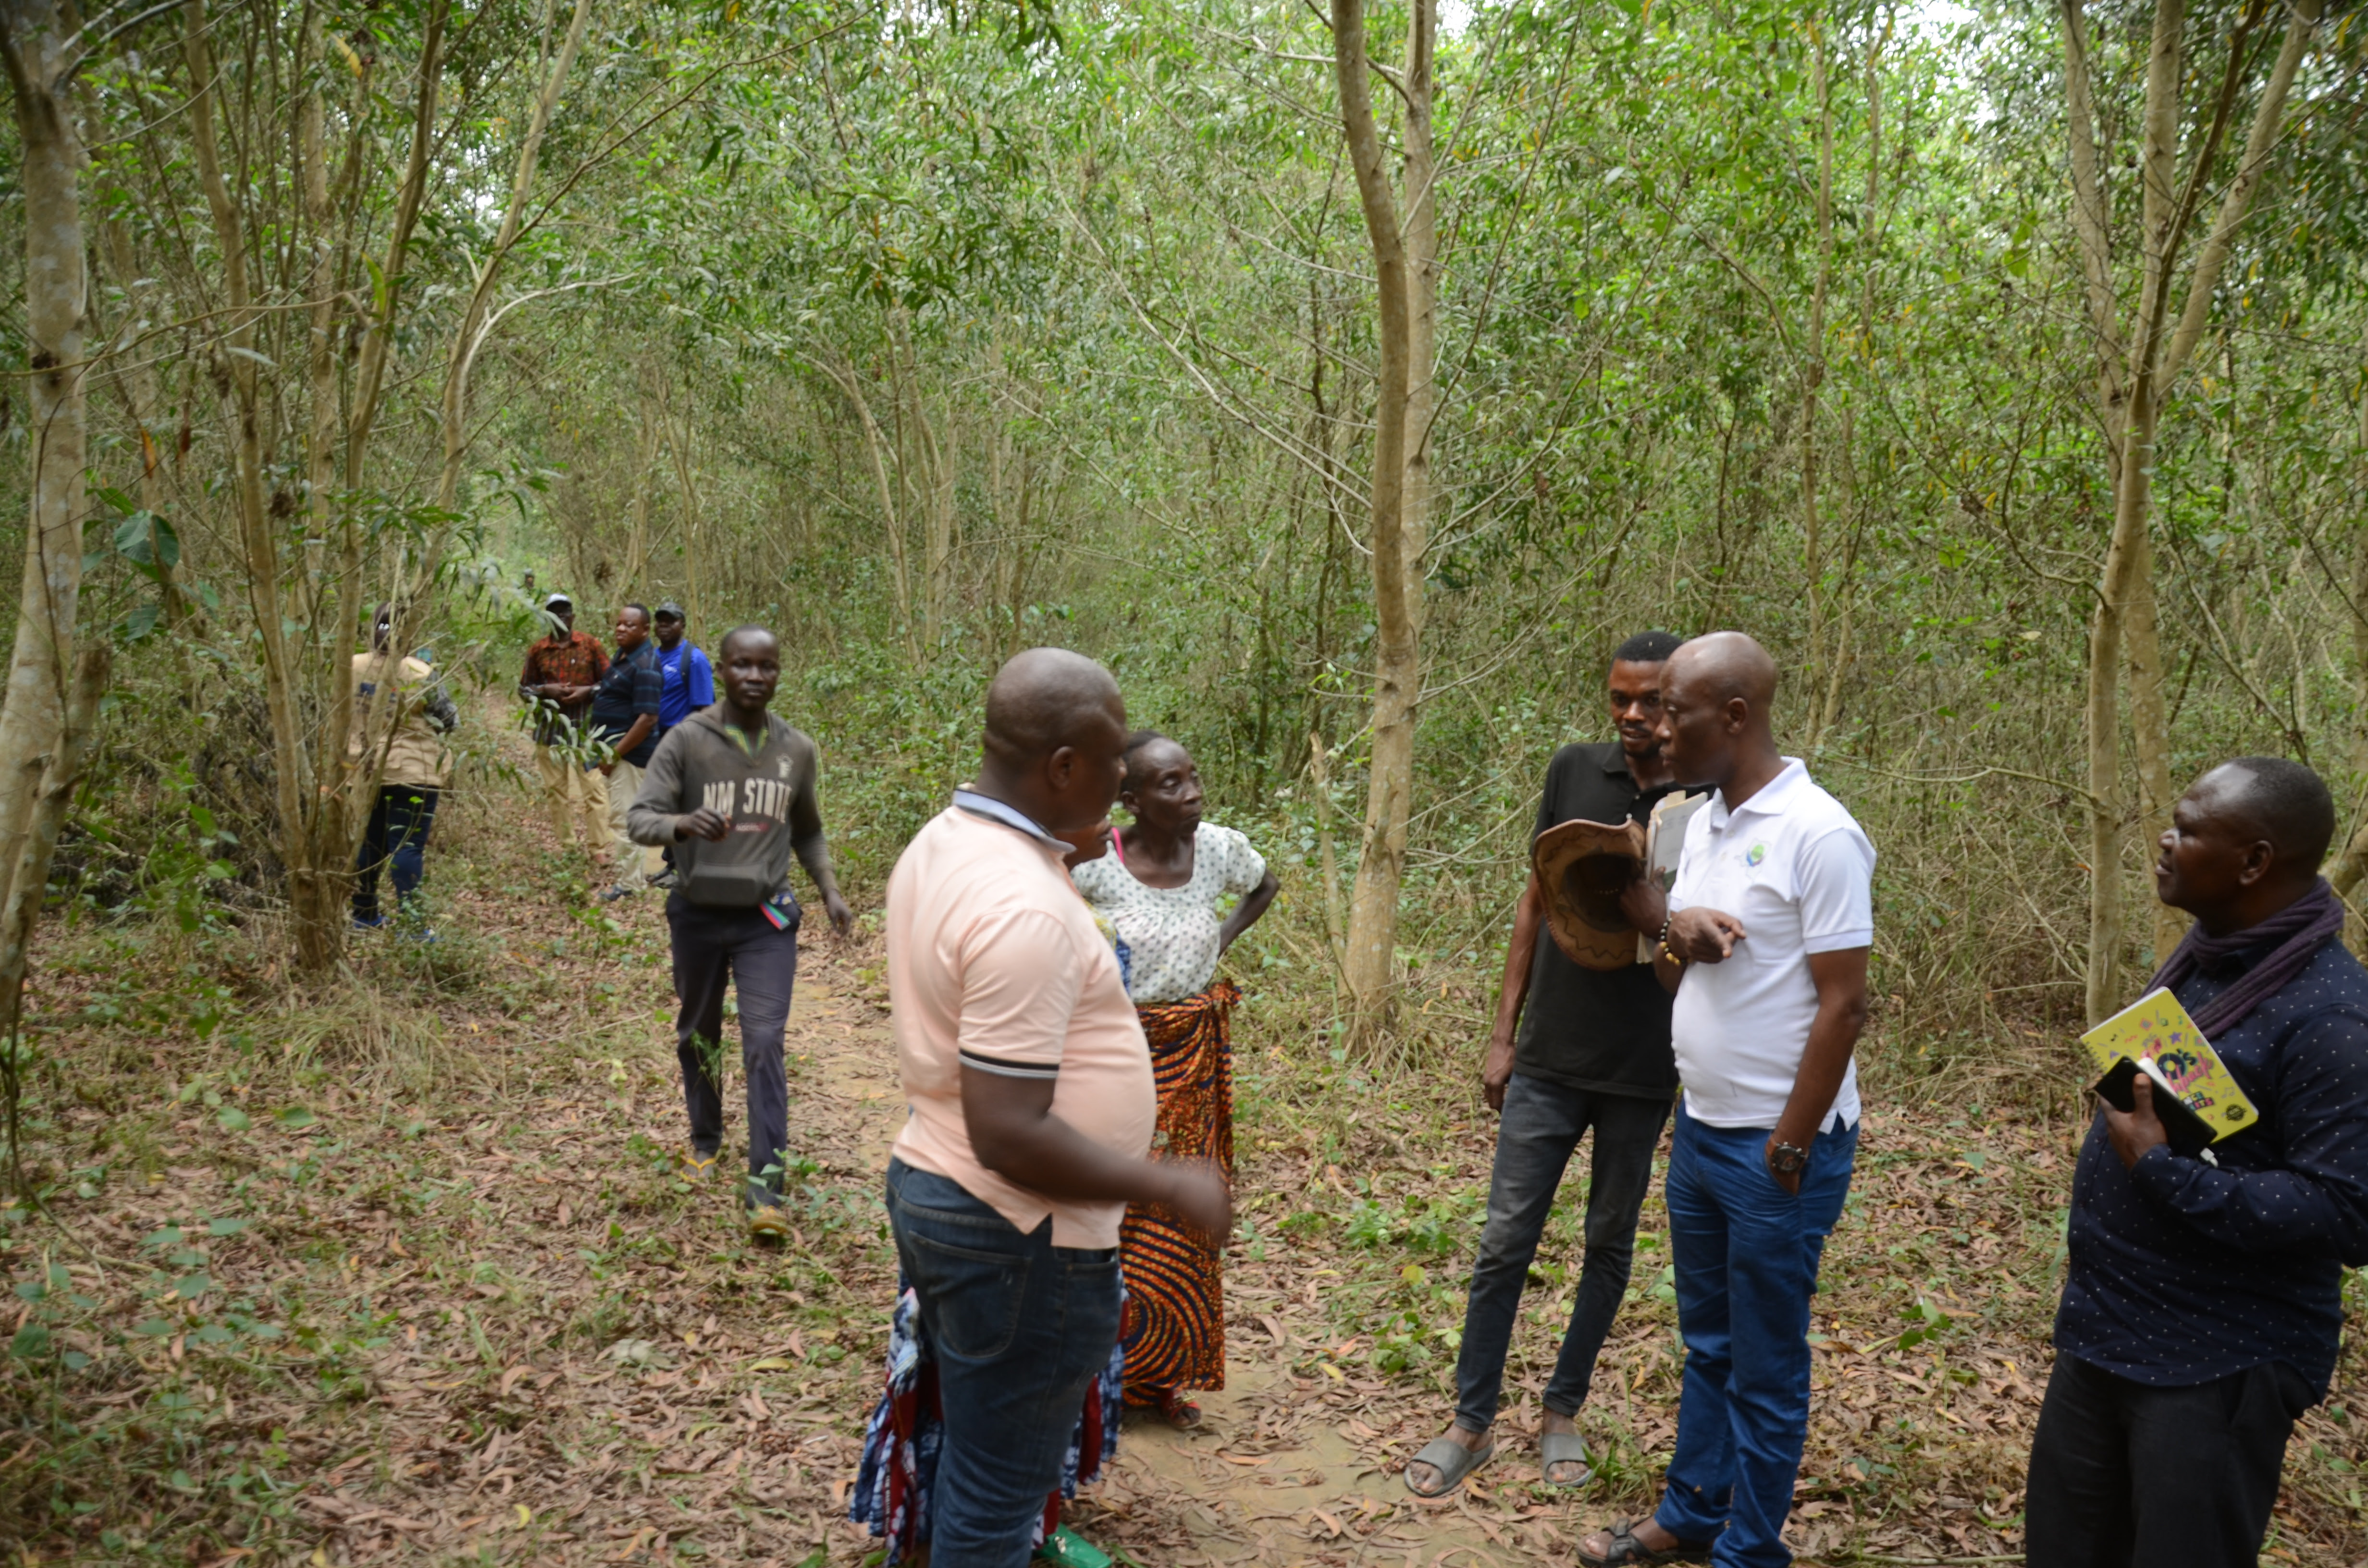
left=1665, top=631, right=1777, bottom=714
left=977, top=649, right=1129, bottom=833
left=985, top=649, right=1122, bottom=766
left=1660, top=630, right=1783, bottom=795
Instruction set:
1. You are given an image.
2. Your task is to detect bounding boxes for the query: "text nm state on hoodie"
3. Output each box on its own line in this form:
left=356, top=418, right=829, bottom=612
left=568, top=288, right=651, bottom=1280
left=625, top=709, right=828, bottom=907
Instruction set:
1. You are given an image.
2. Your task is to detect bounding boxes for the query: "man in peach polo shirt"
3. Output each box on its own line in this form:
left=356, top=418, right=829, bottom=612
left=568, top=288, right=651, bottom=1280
left=885, top=648, right=1231, bottom=1568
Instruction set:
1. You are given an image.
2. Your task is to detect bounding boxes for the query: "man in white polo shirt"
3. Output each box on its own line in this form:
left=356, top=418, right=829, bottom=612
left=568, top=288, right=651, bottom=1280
left=1580, top=632, right=1874, bottom=1568
left=884, top=648, right=1230, bottom=1568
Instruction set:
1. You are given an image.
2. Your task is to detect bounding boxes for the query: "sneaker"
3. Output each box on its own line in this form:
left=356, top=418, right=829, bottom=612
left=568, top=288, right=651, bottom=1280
left=680, top=1147, right=719, bottom=1179
left=599, top=884, right=639, bottom=903
left=351, top=912, right=386, bottom=931
left=746, top=1202, right=790, bottom=1243
left=648, top=869, right=678, bottom=890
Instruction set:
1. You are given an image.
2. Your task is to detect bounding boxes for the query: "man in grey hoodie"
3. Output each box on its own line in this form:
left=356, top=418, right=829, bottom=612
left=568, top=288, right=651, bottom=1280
left=628, top=625, right=854, bottom=1240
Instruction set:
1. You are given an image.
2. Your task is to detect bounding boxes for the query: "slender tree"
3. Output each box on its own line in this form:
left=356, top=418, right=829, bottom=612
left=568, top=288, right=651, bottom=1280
left=2061, top=0, right=2325, bottom=1019
left=1332, top=0, right=1434, bottom=1054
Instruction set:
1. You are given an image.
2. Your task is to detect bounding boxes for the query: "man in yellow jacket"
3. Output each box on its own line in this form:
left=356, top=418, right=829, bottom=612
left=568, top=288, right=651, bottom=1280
left=349, top=604, right=458, bottom=931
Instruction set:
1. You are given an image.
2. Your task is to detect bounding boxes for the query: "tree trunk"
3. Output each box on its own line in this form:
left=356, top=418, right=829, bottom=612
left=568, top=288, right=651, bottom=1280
left=2328, top=323, right=2368, bottom=906
left=811, top=353, right=920, bottom=662
left=1801, top=20, right=1834, bottom=739
left=186, top=0, right=327, bottom=967
left=346, top=0, right=446, bottom=490
left=1006, top=449, right=1033, bottom=665
left=1400, top=0, right=1438, bottom=645
left=1309, top=733, right=1346, bottom=969
left=988, top=371, right=1036, bottom=665
left=433, top=0, right=594, bottom=515
left=886, top=308, right=953, bottom=657
left=620, top=373, right=663, bottom=599
left=2068, top=0, right=2318, bottom=1019
left=668, top=392, right=704, bottom=637
left=2085, top=378, right=2163, bottom=1022
left=1333, top=0, right=1422, bottom=1055
left=2126, top=525, right=2183, bottom=965
left=1816, top=402, right=1861, bottom=746
left=0, top=0, right=91, bottom=927
left=0, top=644, right=108, bottom=1052
left=304, top=10, right=367, bottom=951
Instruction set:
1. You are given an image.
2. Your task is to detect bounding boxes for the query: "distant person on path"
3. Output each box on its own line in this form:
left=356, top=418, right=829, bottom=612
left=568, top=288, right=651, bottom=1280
left=627, top=625, right=853, bottom=1240
left=590, top=603, right=665, bottom=901
left=2025, top=760, right=2368, bottom=1568
left=1071, top=732, right=1277, bottom=1428
left=649, top=601, right=713, bottom=893
left=1404, top=630, right=1685, bottom=1498
left=517, top=591, right=608, bottom=862
left=881, top=648, right=1230, bottom=1568
left=348, top=603, right=458, bottom=931
left=1579, top=631, right=1874, bottom=1568
left=652, top=601, right=715, bottom=735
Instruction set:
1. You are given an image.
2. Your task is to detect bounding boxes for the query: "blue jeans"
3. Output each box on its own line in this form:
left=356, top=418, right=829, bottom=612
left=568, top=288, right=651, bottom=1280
left=885, top=1159, right=1123, bottom=1568
left=1655, top=1102, right=1858, bottom=1568
left=1453, top=1075, right=1669, bottom=1431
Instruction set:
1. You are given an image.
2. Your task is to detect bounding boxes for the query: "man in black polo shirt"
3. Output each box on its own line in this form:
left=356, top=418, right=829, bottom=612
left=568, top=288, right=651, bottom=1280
left=1405, top=630, right=1685, bottom=1497
left=591, top=603, right=665, bottom=901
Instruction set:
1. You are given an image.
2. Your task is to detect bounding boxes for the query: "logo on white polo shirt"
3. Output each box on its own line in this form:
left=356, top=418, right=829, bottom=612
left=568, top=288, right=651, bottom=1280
left=1744, top=842, right=1768, bottom=867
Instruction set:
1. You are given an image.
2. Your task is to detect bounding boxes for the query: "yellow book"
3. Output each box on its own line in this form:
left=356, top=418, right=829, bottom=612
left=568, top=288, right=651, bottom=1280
left=2079, top=988, right=2261, bottom=1141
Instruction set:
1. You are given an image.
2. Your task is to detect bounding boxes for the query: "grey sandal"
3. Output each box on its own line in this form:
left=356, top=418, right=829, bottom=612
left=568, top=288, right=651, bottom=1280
left=1404, top=1433, right=1494, bottom=1498
left=1540, top=1429, right=1594, bottom=1488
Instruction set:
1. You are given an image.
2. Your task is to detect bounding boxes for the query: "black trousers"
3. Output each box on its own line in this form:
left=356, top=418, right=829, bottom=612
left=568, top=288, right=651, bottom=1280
left=353, top=785, right=439, bottom=922
left=1451, top=1075, right=1669, bottom=1430
left=664, top=894, right=798, bottom=1206
left=2025, top=1352, right=2315, bottom=1568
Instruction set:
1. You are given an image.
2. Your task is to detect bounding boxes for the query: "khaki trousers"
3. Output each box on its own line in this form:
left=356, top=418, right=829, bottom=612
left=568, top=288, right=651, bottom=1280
left=604, top=760, right=663, bottom=888
left=535, top=743, right=609, bottom=857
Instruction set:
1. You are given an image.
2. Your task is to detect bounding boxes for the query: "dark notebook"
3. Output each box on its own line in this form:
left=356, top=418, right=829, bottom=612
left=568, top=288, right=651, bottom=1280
left=2094, top=1056, right=2220, bottom=1159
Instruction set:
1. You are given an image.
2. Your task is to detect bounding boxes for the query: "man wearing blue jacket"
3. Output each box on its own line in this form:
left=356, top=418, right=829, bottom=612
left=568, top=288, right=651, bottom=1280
left=652, top=601, right=715, bottom=735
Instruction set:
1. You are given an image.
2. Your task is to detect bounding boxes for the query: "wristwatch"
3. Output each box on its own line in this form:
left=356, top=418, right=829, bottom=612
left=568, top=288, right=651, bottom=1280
left=1768, top=1140, right=1810, bottom=1176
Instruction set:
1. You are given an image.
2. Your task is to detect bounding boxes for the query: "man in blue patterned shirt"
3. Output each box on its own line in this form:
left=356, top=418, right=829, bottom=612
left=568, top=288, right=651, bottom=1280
left=2028, top=758, right=2368, bottom=1568
left=590, top=603, right=665, bottom=901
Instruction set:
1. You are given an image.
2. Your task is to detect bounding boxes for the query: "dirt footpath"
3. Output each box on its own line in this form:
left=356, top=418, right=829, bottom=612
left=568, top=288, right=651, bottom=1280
left=790, top=958, right=1582, bottom=1567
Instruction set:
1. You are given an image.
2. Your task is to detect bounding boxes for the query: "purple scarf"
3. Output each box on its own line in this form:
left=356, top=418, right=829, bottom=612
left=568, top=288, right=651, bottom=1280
left=2146, top=878, right=2346, bottom=1039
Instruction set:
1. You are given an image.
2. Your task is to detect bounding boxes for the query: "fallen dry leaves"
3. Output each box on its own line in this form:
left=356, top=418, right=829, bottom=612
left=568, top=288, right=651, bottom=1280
left=0, top=713, right=2358, bottom=1565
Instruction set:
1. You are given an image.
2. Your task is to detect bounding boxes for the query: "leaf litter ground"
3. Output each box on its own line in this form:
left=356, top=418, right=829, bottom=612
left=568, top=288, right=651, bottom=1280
left=0, top=719, right=2362, bottom=1565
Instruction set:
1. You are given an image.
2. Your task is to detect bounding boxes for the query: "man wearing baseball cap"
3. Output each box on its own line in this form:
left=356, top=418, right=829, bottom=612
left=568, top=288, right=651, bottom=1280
left=651, top=602, right=715, bottom=736
left=518, top=591, right=610, bottom=862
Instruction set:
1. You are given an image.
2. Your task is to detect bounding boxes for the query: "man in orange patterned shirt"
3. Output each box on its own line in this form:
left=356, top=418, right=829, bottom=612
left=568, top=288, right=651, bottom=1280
left=517, top=592, right=609, bottom=861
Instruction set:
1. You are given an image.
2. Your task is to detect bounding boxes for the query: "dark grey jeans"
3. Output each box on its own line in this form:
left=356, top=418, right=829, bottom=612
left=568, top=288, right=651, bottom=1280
left=1453, top=1073, right=1670, bottom=1431
left=665, top=893, right=798, bottom=1206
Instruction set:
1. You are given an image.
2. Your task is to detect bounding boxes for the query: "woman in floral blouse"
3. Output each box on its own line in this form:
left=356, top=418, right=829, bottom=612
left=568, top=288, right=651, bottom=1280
left=1071, top=732, right=1278, bottom=1425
